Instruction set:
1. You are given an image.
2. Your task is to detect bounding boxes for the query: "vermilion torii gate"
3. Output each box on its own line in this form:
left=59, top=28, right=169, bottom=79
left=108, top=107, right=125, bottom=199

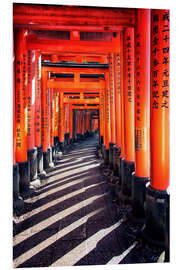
left=13, top=3, right=170, bottom=251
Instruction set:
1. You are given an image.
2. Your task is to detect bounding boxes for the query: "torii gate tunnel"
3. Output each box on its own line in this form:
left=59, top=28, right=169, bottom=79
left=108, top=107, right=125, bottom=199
left=13, top=3, right=170, bottom=255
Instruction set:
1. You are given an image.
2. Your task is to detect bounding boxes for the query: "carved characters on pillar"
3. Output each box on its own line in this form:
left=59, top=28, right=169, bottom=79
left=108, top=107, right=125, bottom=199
left=125, top=33, right=134, bottom=103
left=15, top=29, right=28, bottom=162
left=27, top=50, right=35, bottom=150
left=134, top=9, right=150, bottom=178
left=150, top=9, right=170, bottom=190
left=109, top=53, right=116, bottom=143
left=114, top=52, right=121, bottom=149
left=35, top=51, right=41, bottom=147
left=124, top=28, right=135, bottom=162
left=151, top=10, right=169, bottom=111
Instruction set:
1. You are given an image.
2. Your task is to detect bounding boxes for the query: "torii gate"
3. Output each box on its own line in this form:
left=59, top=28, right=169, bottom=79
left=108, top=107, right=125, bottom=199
left=41, top=62, right=107, bottom=156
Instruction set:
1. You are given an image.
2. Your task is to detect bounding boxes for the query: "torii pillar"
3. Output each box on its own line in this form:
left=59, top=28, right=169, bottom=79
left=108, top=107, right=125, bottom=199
left=120, top=27, right=135, bottom=202
left=35, top=51, right=46, bottom=179
left=131, top=9, right=150, bottom=223
left=27, top=49, right=38, bottom=183
left=69, top=104, right=73, bottom=144
left=113, top=52, right=121, bottom=176
left=14, top=28, right=30, bottom=195
left=103, top=72, right=111, bottom=165
left=143, top=9, right=170, bottom=249
left=109, top=53, right=116, bottom=169
left=13, top=37, right=24, bottom=208
left=41, top=69, right=54, bottom=170
left=59, top=92, right=65, bottom=152
left=119, top=31, right=125, bottom=183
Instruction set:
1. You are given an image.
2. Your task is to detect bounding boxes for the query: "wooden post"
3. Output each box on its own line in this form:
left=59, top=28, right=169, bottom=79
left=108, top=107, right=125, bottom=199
left=143, top=9, right=170, bottom=248
left=15, top=28, right=30, bottom=193
left=121, top=27, right=135, bottom=199
left=131, top=9, right=151, bottom=222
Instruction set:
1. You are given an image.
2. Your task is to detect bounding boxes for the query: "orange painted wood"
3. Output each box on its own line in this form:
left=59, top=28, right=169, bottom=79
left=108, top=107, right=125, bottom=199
left=105, top=73, right=111, bottom=149
left=53, top=92, right=59, bottom=137
left=42, top=54, right=108, bottom=64
left=80, top=111, right=83, bottom=135
left=77, top=110, right=80, bottom=134
left=59, top=92, right=64, bottom=142
left=41, top=69, right=50, bottom=151
left=43, top=66, right=107, bottom=74
left=66, top=105, right=68, bottom=134
left=13, top=4, right=135, bottom=30
left=102, top=92, right=106, bottom=143
left=63, top=98, right=100, bottom=104
left=51, top=54, right=59, bottom=62
left=120, top=31, right=125, bottom=157
left=150, top=9, right=170, bottom=190
left=35, top=51, right=42, bottom=147
left=72, top=106, right=100, bottom=110
left=50, top=88, right=54, bottom=146
left=64, top=104, right=67, bottom=134
left=27, top=36, right=121, bottom=54
left=99, top=92, right=103, bottom=138
left=15, top=28, right=28, bottom=162
left=13, top=40, right=16, bottom=165
left=134, top=9, right=150, bottom=178
left=27, top=50, right=36, bottom=150
left=47, top=79, right=105, bottom=92
left=114, top=52, right=121, bottom=148
left=76, top=111, right=79, bottom=134
left=69, top=104, right=73, bottom=139
left=109, top=53, right=116, bottom=144
left=123, top=28, right=135, bottom=162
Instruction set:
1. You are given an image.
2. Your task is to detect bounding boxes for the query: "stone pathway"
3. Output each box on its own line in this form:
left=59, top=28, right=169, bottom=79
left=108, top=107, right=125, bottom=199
left=13, top=137, right=163, bottom=267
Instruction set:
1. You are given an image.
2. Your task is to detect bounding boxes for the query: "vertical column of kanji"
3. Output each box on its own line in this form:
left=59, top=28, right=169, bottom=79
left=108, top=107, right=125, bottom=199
left=119, top=31, right=125, bottom=181
left=67, top=103, right=70, bottom=144
left=109, top=53, right=116, bottom=169
left=27, top=50, right=38, bottom=182
left=54, top=92, right=60, bottom=152
left=50, top=88, right=55, bottom=164
left=131, top=9, right=150, bottom=222
left=69, top=104, right=73, bottom=144
left=53, top=92, right=57, bottom=150
left=104, top=71, right=111, bottom=165
left=64, top=103, right=68, bottom=145
left=143, top=9, right=170, bottom=248
left=59, top=92, right=65, bottom=152
left=13, top=34, right=23, bottom=205
left=99, top=92, right=103, bottom=146
left=41, top=68, right=51, bottom=169
left=101, top=90, right=106, bottom=159
left=15, top=29, right=30, bottom=195
left=114, top=52, right=121, bottom=176
left=47, top=86, right=54, bottom=168
left=35, top=51, right=45, bottom=179
left=121, top=28, right=135, bottom=201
